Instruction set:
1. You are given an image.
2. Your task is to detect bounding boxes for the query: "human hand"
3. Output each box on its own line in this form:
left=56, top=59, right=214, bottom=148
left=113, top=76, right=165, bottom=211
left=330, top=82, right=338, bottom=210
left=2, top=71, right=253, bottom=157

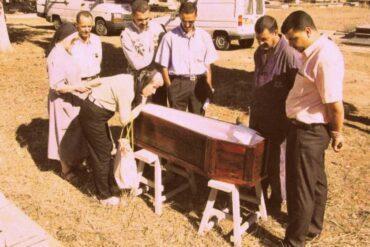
left=331, top=131, right=344, bottom=152
left=74, top=86, right=90, bottom=93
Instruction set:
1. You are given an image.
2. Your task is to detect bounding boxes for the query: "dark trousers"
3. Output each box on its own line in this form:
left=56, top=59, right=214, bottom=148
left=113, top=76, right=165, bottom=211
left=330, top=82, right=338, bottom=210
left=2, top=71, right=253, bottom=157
left=249, top=113, right=287, bottom=206
left=285, top=123, right=330, bottom=247
left=151, top=85, right=167, bottom=106
left=167, top=76, right=205, bottom=115
left=263, top=136, right=286, bottom=205
left=79, top=99, right=115, bottom=199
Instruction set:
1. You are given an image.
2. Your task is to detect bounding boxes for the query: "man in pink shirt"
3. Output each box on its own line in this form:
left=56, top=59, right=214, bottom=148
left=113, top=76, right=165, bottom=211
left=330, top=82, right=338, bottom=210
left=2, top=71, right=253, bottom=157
left=279, top=11, right=345, bottom=247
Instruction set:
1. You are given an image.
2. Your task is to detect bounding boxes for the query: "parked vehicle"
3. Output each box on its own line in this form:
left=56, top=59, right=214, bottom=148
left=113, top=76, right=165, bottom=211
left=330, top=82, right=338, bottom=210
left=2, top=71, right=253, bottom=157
left=152, top=0, right=265, bottom=50
left=38, top=0, right=133, bottom=36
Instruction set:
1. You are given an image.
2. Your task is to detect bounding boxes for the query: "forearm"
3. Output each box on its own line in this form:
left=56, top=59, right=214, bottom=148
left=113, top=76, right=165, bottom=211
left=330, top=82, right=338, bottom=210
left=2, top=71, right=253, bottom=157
left=206, top=65, right=213, bottom=88
left=53, top=84, right=74, bottom=94
left=119, top=97, right=147, bottom=126
left=161, top=67, right=171, bottom=87
left=326, top=101, right=344, bottom=132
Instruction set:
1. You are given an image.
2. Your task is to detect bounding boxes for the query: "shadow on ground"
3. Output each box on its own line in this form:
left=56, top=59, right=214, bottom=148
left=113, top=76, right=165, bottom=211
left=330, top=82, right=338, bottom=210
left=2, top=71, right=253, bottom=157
left=344, top=101, right=370, bottom=134
left=8, top=23, right=53, bottom=55
left=212, top=64, right=254, bottom=111
left=15, top=118, right=96, bottom=197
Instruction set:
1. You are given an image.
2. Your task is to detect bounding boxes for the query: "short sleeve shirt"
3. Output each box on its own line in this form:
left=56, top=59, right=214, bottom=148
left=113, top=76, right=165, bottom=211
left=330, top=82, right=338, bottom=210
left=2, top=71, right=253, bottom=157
left=155, top=26, right=218, bottom=75
left=286, top=35, right=344, bottom=124
left=70, top=34, right=102, bottom=78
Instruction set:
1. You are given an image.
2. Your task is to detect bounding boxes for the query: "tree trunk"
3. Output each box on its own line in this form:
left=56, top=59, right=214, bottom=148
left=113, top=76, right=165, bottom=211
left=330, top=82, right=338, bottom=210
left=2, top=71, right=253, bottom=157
left=0, top=1, right=12, bottom=52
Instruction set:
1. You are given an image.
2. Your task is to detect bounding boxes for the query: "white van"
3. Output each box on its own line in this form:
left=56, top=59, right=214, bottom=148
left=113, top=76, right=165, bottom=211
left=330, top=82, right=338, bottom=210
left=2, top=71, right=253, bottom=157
left=38, top=0, right=133, bottom=35
left=152, top=0, right=265, bottom=50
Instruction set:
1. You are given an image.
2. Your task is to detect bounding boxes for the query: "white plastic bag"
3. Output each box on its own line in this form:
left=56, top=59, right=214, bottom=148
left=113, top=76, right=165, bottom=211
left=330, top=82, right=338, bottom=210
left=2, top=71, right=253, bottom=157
left=114, top=138, right=139, bottom=189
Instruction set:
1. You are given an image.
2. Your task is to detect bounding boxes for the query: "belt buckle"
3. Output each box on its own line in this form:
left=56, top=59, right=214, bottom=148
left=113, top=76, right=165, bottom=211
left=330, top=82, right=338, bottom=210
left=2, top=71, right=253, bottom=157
left=190, top=75, right=196, bottom=81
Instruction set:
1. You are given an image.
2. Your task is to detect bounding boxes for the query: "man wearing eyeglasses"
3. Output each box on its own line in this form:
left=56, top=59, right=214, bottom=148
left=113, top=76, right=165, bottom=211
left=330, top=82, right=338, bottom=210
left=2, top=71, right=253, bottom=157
left=121, top=0, right=166, bottom=106
left=155, top=1, right=218, bottom=115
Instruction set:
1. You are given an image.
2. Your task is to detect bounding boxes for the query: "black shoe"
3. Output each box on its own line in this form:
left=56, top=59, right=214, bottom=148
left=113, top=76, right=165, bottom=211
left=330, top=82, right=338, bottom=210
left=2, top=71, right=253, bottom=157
left=306, top=232, right=320, bottom=242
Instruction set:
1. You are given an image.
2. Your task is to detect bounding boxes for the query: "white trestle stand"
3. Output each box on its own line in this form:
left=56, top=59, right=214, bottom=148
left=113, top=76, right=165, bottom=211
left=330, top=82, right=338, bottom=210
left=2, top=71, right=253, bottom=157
left=134, top=149, right=197, bottom=215
left=198, top=179, right=267, bottom=247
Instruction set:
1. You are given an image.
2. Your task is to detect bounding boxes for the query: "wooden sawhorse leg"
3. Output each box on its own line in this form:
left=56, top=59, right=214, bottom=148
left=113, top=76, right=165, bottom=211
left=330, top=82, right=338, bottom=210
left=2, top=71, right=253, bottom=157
left=198, top=179, right=267, bottom=247
left=134, top=149, right=196, bottom=216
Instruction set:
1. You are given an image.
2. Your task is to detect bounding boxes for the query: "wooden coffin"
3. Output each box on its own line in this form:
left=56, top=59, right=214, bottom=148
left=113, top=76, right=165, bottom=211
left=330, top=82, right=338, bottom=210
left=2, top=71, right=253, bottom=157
left=134, top=104, right=266, bottom=187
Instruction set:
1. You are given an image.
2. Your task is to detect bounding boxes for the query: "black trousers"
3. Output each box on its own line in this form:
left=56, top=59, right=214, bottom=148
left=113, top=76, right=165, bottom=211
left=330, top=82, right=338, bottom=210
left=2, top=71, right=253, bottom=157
left=285, top=123, right=330, bottom=247
left=167, top=76, right=206, bottom=115
left=249, top=111, right=287, bottom=206
left=79, top=99, right=115, bottom=199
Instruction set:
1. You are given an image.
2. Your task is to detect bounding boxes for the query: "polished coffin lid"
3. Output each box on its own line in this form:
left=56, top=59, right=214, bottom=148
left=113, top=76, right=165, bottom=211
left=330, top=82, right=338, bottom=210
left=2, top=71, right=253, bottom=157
left=134, top=104, right=266, bottom=186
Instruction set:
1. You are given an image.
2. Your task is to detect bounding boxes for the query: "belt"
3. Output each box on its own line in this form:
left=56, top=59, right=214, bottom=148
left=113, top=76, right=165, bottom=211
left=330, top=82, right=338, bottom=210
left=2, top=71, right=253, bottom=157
left=88, top=94, right=104, bottom=109
left=82, top=74, right=99, bottom=81
left=170, top=74, right=206, bottom=81
left=289, top=119, right=326, bottom=130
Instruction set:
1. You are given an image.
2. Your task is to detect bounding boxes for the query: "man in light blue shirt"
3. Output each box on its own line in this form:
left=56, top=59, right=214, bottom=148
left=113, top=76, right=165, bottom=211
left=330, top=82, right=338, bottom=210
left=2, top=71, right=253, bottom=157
left=155, top=1, right=218, bottom=115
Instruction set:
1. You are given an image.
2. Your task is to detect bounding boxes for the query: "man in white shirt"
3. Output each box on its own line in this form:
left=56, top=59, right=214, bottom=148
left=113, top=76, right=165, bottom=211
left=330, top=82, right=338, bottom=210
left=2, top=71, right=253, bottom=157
left=279, top=11, right=345, bottom=247
left=71, top=11, right=102, bottom=80
left=155, top=1, right=218, bottom=115
left=121, top=0, right=166, bottom=106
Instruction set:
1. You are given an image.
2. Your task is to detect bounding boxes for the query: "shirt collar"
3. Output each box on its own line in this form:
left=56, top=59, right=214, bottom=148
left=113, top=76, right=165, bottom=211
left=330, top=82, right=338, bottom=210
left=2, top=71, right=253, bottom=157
left=273, top=35, right=285, bottom=54
left=131, top=22, right=147, bottom=33
left=303, top=34, right=327, bottom=58
left=179, top=25, right=196, bottom=38
left=76, top=35, right=92, bottom=45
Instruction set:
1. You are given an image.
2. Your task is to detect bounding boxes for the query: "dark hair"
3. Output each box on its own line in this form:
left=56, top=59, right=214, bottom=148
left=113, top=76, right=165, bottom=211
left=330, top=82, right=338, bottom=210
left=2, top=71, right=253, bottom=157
left=281, top=10, right=317, bottom=34
left=131, top=0, right=150, bottom=14
left=46, top=22, right=77, bottom=57
left=133, top=67, right=161, bottom=106
left=179, top=1, right=197, bottom=14
left=255, top=15, right=278, bottom=34
left=76, top=11, right=93, bottom=23
left=139, top=68, right=160, bottom=87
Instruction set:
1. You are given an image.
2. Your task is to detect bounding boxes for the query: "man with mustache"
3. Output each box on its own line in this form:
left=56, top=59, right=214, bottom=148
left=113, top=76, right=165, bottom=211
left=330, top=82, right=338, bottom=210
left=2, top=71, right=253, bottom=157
left=250, top=15, right=301, bottom=215
left=121, top=0, right=166, bottom=106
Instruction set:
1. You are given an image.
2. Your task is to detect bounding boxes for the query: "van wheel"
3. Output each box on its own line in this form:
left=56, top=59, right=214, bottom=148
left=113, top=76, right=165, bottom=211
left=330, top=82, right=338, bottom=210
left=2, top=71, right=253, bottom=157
left=95, top=19, right=108, bottom=36
left=53, top=16, right=62, bottom=30
left=214, top=33, right=230, bottom=50
left=239, top=38, right=254, bottom=48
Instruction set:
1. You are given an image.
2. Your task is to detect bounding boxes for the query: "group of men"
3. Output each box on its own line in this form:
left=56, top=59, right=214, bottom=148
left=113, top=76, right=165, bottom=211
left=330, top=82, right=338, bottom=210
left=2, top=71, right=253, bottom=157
left=251, top=11, right=344, bottom=247
left=122, top=0, right=217, bottom=115
left=64, top=0, right=345, bottom=246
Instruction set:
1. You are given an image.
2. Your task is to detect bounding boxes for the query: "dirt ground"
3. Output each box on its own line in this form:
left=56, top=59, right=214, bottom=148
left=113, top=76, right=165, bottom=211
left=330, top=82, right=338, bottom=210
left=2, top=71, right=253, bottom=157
left=0, top=6, right=369, bottom=247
